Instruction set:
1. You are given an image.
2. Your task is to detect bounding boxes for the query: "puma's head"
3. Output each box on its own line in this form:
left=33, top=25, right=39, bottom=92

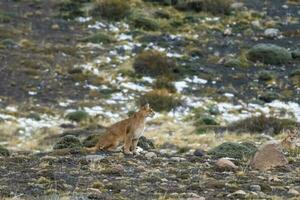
left=139, top=104, right=154, bottom=117
left=286, top=129, right=299, bottom=142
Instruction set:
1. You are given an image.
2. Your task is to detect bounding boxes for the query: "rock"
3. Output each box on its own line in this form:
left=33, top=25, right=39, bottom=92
left=288, top=188, right=299, bottom=196
left=208, top=142, right=257, bottom=159
left=171, top=157, right=186, bottom=162
left=193, top=149, right=205, bottom=157
left=227, top=190, right=247, bottom=198
left=137, top=136, right=155, bottom=150
left=230, top=2, right=244, bottom=10
left=145, top=152, right=157, bottom=159
left=85, top=155, right=107, bottom=162
left=250, top=185, right=261, bottom=192
left=53, top=135, right=82, bottom=150
left=215, top=158, right=238, bottom=171
left=0, top=145, right=10, bottom=156
left=250, top=141, right=288, bottom=171
left=291, top=49, right=300, bottom=59
left=264, top=28, right=280, bottom=38
left=247, top=43, right=292, bottom=65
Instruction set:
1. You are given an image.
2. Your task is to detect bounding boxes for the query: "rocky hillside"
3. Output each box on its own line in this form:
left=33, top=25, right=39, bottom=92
left=0, top=0, right=300, bottom=199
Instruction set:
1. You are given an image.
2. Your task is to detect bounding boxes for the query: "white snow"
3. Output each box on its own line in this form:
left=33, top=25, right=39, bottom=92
left=174, top=81, right=188, bottom=92
left=120, top=82, right=150, bottom=92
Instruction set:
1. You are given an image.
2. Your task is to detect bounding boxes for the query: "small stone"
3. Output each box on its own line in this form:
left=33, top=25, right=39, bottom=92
left=264, top=28, right=280, bottom=38
left=228, top=190, right=247, bottom=198
left=86, top=155, right=107, bottom=162
left=215, top=158, right=238, bottom=171
left=171, top=157, right=186, bottom=162
left=230, top=2, right=244, bottom=10
left=51, top=24, right=60, bottom=30
left=288, top=189, right=299, bottom=196
left=145, top=152, right=157, bottom=159
left=250, top=185, right=261, bottom=192
left=193, top=149, right=205, bottom=157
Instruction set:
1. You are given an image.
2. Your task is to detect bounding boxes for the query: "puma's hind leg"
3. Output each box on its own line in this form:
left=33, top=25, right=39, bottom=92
left=124, top=134, right=133, bottom=155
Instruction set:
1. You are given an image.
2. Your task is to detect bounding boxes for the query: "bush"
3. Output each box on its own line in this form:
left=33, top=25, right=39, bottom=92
left=53, top=135, right=82, bottom=150
left=93, top=0, right=130, bottom=21
left=175, top=0, right=234, bottom=15
left=208, top=142, right=257, bottom=159
left=247, top=43, right=292, bottom=65
left=66, top=110, right=89, bottom=122
left=153, top=77, right=176, bottom=93
left=228, top=115, right=300, bottom=135
left=58, top=1, right=85, bottom=19
left=0, top=145, right=10, bottom=156
left=81, top=32, right=115, bottom=44
left=258, top=70, right=275, bottom=81
left=133, top=50, right=176, bottom=78
left=139, top=89, right=182, bottom=112
left=130, top=14, right=160, bottom=31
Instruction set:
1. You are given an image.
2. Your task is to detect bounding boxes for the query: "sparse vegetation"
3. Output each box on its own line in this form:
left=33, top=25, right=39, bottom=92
left=208, top=142, right=257, bottom=159
left=228, top=115, right=300, bottom=135
left=153, top=77, right=176, bottom=93
left=139, top=89, right=182, bottom=112
left=93, top=0, right=131, bottom=20
left=53, top=135, right=83, bottom=150
left=66, top=110, right=89, bottom=122
left=81, top=32, right=115, bottom=44
left=130, top=13, right=160, bottom=31
left=133, top=50, right=177, bottom=78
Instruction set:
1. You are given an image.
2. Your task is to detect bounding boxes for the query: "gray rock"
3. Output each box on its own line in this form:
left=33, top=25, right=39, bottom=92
left=138, top=136, right=155, bottom=150
left=86, top=155, right=107, bottom=162
left=193, top=149, right=205, bottom=157
left=250, top=184, right=261, bottom=192
left=145, top=152, right=157, bottom=159
left=247, top=43, right=292, bottom=65
left=264, top=28, right=280, bottom=38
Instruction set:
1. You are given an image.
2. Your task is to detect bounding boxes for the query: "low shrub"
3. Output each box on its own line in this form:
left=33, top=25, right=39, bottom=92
left=133, top=50, right=177, bottom=78
left=175, top=0, right=234, bottom=15
left=81, top=32, right=115, bottom=44
left=139, top=89, right=182, bottom=112
left=66, top=110, right=89, bottom=122
left=93, top=0, right=130, bottom=21
left=153, top=77, right=176, bottom=93
left=228, top=115, right=300, bottom=135
left=130, top=14, right=160, bottom=31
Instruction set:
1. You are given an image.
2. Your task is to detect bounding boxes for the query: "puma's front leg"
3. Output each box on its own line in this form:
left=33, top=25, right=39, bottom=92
left=130, top=138, right=139, bottom=154
left=124, top=134, right=133, bottom=155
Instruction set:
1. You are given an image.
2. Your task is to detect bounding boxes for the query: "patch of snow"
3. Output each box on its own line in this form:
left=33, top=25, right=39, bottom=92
left=174, top=81, right=188, bottom=92
left=88, top=21, right=106, bottom=29
left=6, top=106, right=17, bottom=112
left=75, top=17, right=92, bottom=23
left=117, top=33, right=132, bottom=41
left=142, top=77, right=154, bottom=84
left=166, top=52, right=183, bottom=58
left=224, top=93, right=234, bottom=98
left=120, top=82, right=150, bottom=92
left=185, top=76, right=207, bottom=84
left=28, top=91, right=37, bottom=96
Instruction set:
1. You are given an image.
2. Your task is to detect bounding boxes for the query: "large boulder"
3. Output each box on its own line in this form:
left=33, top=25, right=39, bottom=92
left=247, top=43, right=292, bottom=65
left=208, top=142, right=257, bottom=159
left=250, top=141, right=288, bottom=171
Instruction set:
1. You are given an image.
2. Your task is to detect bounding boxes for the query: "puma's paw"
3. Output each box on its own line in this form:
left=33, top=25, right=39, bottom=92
left=124, top=150, right=133, bottom=155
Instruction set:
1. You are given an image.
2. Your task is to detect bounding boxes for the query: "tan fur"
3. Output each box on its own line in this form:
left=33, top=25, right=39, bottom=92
left=281, top=129, right=299, bottom=150
left=86, top=104, right=154, bottom=155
